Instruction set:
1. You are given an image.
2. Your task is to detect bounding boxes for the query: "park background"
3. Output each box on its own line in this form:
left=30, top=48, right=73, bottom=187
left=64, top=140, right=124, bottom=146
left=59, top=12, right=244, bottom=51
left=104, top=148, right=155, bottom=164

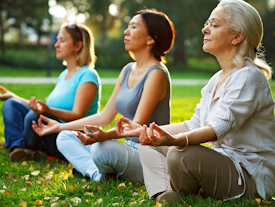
left=1, top=0, right=275, bottom=206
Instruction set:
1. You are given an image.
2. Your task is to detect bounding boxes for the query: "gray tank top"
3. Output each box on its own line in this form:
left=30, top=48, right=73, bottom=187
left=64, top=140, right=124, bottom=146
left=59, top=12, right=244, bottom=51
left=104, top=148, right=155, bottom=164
left=115, top=62, right=171, bottom=143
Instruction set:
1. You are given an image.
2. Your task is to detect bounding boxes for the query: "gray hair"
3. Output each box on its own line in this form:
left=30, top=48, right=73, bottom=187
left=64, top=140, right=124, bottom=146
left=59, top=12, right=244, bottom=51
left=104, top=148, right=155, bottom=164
left=218, top=0, right=272, bottom=80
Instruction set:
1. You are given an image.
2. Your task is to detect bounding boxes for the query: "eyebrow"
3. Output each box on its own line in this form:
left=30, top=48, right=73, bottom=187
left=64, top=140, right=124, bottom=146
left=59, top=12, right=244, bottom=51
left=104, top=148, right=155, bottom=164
left=210, top=18, right=222, bottom=23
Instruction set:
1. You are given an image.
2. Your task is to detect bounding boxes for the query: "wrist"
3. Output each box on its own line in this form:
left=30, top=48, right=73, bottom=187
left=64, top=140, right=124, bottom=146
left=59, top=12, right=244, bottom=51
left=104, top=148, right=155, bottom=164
left=174, top=133, right=188, bottom=147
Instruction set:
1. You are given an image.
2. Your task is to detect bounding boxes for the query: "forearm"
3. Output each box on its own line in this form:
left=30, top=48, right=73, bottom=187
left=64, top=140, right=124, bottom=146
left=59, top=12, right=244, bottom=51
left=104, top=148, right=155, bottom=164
left=58, top=112, right=113, bottom=132
left=46, top=107, right=85, bottom=122
left=160, top=122, right=190, bottom=135
left=173, top=126, right=217, bottom=147
left=13, top=95, right=30, bottom=106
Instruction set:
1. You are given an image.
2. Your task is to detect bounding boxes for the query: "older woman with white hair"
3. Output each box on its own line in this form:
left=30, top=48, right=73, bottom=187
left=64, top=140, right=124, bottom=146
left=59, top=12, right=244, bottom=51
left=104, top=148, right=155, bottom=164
left=116, top=0, right=275, bottom=203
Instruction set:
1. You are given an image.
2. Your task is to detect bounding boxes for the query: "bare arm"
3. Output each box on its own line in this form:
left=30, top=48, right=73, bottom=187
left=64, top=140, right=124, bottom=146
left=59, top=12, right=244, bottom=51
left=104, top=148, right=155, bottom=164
left=32, top=68, right=125, bottom=135
left=30, top=82, right=98, bottom=122
left=0, top=86, right=30, bottom=105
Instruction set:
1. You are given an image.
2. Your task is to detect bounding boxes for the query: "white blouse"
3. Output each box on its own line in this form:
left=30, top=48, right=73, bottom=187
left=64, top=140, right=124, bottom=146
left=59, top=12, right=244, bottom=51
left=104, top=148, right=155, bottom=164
left=185, top=61, right=275, bottom=200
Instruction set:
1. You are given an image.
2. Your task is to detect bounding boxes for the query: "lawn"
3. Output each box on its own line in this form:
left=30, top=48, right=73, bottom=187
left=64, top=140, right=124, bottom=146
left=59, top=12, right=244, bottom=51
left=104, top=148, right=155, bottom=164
left=1, top=79, right=275, bottom=206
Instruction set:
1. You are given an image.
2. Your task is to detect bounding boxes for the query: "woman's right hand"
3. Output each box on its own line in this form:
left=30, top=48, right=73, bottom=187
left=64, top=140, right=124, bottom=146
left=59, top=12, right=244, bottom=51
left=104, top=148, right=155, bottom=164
left=115, top=117, right=143, bottom=137
left=0, top=86, right=15, bottom=101
left=32, top=115, right=60, bottom=136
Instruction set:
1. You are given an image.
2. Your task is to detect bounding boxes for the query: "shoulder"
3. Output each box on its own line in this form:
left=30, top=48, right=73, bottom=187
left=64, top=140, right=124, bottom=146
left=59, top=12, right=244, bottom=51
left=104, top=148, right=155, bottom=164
left=230, top=62, right=268, bottom=88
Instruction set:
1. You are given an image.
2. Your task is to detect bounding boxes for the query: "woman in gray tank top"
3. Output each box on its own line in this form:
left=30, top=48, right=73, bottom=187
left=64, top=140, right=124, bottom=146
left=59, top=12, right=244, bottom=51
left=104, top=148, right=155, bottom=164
left=32, top=9, right=175, bottom=182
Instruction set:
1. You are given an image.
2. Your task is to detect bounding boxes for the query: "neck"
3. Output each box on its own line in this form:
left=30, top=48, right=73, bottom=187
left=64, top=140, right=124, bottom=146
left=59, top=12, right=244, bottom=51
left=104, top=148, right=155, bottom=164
left=66, top=58, right=79, bottom=72
left=133, top=50, right=159, bottom=69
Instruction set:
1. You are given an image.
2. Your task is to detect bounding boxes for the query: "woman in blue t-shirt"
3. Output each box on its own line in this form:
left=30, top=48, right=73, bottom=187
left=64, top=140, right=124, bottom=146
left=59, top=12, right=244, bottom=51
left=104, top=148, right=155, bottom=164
left=32, top=9, right=175, bottom=182
left=0, top=23, right=101, bottom=161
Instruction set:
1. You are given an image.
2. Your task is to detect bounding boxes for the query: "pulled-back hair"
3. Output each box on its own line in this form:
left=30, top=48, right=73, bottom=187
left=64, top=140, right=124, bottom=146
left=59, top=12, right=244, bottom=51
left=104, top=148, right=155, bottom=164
left=218, top=0, right=272, bottom=80
left=131, top=9, right=175, bottom=64
left=61, top=23, right=96, bottom=68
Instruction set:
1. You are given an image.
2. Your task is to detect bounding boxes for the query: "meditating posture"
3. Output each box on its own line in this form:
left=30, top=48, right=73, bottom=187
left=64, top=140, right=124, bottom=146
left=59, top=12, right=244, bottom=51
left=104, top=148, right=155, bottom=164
left=116, top=0, right=275, bottom=203
left=0, top=23, right=100, bottom=161
left=32, top=9, right=175, bottom=181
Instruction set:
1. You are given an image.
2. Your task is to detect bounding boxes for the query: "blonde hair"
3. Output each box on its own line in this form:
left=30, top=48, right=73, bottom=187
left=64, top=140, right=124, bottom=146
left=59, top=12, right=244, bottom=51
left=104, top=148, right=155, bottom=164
left=61, top=23, right=96, bottom=68
left=218, top=0, right=272, bottom=80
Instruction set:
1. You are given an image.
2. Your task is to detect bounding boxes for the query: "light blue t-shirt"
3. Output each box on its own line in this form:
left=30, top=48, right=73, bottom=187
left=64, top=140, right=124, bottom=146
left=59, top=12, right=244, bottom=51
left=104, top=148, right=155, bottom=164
left=46, top=65, right=101, bottom=122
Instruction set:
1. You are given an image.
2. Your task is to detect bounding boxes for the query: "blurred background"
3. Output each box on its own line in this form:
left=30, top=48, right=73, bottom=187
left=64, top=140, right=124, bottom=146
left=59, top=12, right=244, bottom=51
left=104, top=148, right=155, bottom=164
left=0, top=0, right=274, bottom=75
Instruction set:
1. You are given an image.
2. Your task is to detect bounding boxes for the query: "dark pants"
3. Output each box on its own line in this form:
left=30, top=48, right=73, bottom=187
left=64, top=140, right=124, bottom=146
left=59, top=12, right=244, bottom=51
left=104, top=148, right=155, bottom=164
left=3, top=99, right=66, bottom=160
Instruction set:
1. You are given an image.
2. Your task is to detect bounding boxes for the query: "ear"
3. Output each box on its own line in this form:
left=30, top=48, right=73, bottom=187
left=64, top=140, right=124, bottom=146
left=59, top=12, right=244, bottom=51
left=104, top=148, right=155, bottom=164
left=75, top=41, right=83, bottom=52
left=233, top=33, right=245, bottom=45
left=146, top=36, right=155, bottom=46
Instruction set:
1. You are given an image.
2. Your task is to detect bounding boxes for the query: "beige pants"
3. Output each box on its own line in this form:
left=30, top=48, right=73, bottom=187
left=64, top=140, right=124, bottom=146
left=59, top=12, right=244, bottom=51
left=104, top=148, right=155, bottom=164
left=139, top=145, right=258, bottom=200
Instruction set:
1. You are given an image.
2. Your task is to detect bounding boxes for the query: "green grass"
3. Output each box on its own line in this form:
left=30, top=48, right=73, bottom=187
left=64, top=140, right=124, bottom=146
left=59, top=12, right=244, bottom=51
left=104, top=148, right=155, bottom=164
left=1, top=81, right=275, bottom=206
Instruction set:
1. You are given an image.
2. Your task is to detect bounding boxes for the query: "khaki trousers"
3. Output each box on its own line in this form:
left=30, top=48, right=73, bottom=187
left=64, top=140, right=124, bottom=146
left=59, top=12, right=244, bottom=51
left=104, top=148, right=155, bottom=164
left=140, top=145, right=258, bottom=200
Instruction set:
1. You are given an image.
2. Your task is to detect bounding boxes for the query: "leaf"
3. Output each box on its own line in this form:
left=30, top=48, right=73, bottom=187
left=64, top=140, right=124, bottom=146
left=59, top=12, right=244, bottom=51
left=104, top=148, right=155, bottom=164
left=136, top=188, right=142, bottom=193
left=31, top=170, right=40, bottom=176
left=0, top=190, right=5, bottom=193
left=81, top=184, right=89, bottom=189
left=74, top=183, right=79, bottom=191
left=22, top=175, right=30, bottom=180
left=62, top=183, right=67, bottom=191
left=68, top=185, right=74, bottom=192
left=43, top=183, right=47, bottom=188
left=130, top=202, right=138, bottom=206
left=112, top=203, right=120, bottom=206
left=21, top=161, right=28, bottom=166
left=97, top=186, right=102, bottom=192
left=71, top=197, right=81, bottom=204
left=20, top=200, right=28, bottom=207
left=6, top=191, right=11, bottom=196
left=139, top=200, right=146, bottom=204
left=184, top=201, right=191, bottom=207
left=34, top=200, right=43, bottom=205
left=25, top=181, right=32, bottom=187
left=8, top=172, right=14, bottom=179
left=117, top=183, right=126, bottom=189
left=132, top=192, right=139, bottom=196
left=50, top=203, right=58, bottom=207
left=128, top=182, right=132, bottom=186
left=84, top=192, right=94, bottom=196
left=94, top=198, right=103, bottom=205
left=21, top=188, right=27, bottom=192
left=45, top=175, right=53, bottom=180
left=153, top=202, right=162, bottom=207
left=255, top=198, right=261, bottom=204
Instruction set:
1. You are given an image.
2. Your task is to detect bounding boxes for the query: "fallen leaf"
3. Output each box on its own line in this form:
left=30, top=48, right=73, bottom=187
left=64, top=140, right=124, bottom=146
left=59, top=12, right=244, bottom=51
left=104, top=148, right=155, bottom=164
left=44, top=197, right=51, bottom=200
left=81, top=184, right=89, bottom=189
left=130, top=202, right=138, bottom=206
left=74, top=183, right=78, bottom=190
left=117, top=183, right=126, bottom=189
left=136, top=188, right=142, bottom=193
left=62, top=183, right=67, bottom=191
left=20, top=200, right=28, bottom=207
left=94, top=198, right=103, bottom=205
left=84, top=192, right=94, bottom=196
left=112, top=203, right=120, bottom=206
left=43, top=183, right=47, bottom=188
left=68, top=185, right=74, bottom=192
left=132, top=192, right=139, bottom=196
left=31, top=170, right=40, bottom=176
left=71, top=197, right=81, bottom=204
left=25, top=181, right=32, bottom=187
left=184, top=201, right=191, bottom=207
left=50, top=197, right=59, bottom=202
left=8, top=172, right=14, bottom=179
left=50, top=203, right=58, bottom=207
left=45, top=175, right=53, bottom=180
left=139, top=200, right=146, bottom=204
left=29, top=167, right=34, bottom=171
left=21, top=161, right=28, bottom=166
left=6, top=191, right=11, bottom=196
left=22, top=175, right=30, bottom=180
left=97, top=186, right=102, bottom=192
left=272, top=197, right=275, bottom=200
left=255, top=198, right=261, bottom=204
left=21, top=188, right=27, bottom=192
left=262, top=200, right=271, bottom=204
left=128, top=182, right=132, bottom=186
left=153, top=202, right=162, bottom=207
left=34, top=200, right=43, bottom=205
left=0, top=190, right=5, bottom=193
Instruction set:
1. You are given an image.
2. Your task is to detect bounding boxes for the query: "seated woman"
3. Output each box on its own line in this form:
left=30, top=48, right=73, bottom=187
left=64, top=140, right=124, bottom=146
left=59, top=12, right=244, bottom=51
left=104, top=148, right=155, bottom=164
left=32, top=9, right=175, bottom=182
left=116, top=0, right=275, bottom=203
left=0, top=23, right=100, bottom=161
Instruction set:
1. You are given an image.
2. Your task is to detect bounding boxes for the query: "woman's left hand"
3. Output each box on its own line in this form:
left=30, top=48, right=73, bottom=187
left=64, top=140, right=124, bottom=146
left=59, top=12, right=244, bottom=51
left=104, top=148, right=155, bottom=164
left=139, top=122, right=175, bottom=146
left=77, top=125, right=107, bottom=145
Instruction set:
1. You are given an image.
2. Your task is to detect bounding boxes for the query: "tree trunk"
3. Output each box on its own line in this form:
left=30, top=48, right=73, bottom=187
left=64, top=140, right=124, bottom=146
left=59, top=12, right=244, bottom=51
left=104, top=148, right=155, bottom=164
left=0, top=9, right=5, bottom=59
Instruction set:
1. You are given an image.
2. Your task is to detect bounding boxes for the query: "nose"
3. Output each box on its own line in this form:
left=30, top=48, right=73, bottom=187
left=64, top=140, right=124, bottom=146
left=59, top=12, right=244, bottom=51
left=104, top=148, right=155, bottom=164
left=202, top=26, right=209, bottom=35
left=54, top=41, right=59, bottom=48
left=124, top=27, right=129, bottom=35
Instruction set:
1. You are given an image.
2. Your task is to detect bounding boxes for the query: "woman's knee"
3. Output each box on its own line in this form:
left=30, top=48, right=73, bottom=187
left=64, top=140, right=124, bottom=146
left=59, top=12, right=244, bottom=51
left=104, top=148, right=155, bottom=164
left=25, top=110, right=39, bottom=124
left=2, top=99, right=18, bottom=113
left=56, top=130, right=76, bottom=151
